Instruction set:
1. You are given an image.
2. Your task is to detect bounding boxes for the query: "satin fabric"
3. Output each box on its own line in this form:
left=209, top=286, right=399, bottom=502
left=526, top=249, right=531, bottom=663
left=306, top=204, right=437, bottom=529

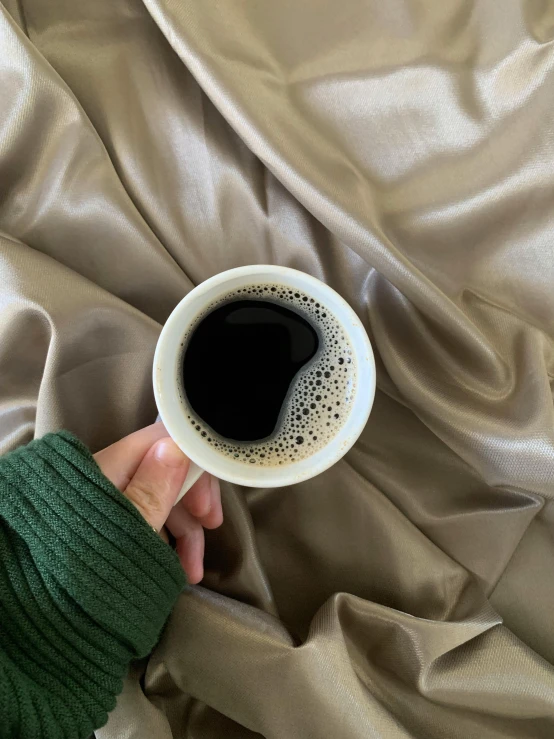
left=1, top=1, right=554, bottom=737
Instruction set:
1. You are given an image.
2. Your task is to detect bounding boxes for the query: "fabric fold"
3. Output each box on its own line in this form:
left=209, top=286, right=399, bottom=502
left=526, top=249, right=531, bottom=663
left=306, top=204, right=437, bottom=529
left=2, top=0, right=554, bottom=737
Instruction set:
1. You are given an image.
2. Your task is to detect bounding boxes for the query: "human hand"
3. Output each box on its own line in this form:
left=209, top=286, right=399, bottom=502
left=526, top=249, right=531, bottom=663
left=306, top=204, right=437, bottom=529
left=94, top=422, right=223, bottom=584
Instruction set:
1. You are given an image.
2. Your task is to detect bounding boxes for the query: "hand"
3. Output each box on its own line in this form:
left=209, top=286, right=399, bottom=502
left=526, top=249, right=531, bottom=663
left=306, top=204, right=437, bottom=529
left=94, top=422, right=223, bottom=584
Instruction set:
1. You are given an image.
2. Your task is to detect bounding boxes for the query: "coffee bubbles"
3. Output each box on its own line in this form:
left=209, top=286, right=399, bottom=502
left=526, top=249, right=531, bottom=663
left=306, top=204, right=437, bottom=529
left=179, top=283, right=356, bottom=467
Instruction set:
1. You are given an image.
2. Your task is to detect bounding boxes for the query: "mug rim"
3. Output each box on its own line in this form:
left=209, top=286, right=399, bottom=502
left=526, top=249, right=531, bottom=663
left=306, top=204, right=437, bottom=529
left=154, top=265, right=375, bottom=487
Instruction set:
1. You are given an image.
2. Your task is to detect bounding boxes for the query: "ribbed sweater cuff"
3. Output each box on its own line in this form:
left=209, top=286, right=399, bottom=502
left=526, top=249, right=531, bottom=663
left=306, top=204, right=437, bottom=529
left=0, top=431, right=187, bottom=738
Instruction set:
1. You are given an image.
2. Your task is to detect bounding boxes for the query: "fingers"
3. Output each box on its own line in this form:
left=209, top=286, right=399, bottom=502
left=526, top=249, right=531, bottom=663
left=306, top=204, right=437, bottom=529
left=166, top=474, right=223, bottom=583
left=94, top=424, right=223, bottom=585
left=94, top=422, right=168, bottom=490
left=205, top=476, right=223, bottom=529
left=183, top=473, right=223, bottom=530
left=122, top=437, right=190, bottom=532
left=165, top=504, right=205, bottom=584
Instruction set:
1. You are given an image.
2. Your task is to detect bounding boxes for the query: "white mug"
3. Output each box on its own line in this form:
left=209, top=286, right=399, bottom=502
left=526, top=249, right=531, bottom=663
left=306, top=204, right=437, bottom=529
left=153, top=265, right=375, bottom=502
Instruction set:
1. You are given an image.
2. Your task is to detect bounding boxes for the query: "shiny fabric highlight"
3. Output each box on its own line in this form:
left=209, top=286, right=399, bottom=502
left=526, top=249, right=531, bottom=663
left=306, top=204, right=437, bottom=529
left=1, top=1, right=554, bottom=737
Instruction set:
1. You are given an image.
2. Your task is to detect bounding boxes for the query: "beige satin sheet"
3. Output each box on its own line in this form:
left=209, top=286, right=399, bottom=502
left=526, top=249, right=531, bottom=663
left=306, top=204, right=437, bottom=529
left=1, top=1, right=554, bottom=737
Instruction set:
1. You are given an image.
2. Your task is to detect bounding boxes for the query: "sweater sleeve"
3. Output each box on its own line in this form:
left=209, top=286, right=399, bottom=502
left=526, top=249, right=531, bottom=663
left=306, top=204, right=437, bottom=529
left=0, top=431, right=187, bottom=739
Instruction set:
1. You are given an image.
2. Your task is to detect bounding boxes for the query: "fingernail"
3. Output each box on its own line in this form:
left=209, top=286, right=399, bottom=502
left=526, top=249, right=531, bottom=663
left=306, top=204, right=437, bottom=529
left=154, top=438, right=188, bottom=467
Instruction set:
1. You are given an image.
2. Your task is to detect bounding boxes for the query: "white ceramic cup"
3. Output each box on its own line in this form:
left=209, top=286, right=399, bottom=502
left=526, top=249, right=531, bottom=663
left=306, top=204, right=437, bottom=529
left=154, top=265, right=375, bottom=502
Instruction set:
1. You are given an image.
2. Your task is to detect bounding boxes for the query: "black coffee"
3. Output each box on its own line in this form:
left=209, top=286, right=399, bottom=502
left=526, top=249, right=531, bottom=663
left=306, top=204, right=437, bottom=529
left=183, top=300, right=319, bottom=441
left=180, top=283, right=355, bottom=467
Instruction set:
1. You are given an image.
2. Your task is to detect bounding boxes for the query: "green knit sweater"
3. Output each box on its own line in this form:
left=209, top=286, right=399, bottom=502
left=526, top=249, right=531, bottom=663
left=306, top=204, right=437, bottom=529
left=0, top=431, right=187, bottom=738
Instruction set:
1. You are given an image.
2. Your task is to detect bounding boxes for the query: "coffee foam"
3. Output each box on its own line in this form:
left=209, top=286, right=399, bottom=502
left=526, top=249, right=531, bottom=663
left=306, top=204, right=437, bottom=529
left=179, top=283, right=356, bottom=467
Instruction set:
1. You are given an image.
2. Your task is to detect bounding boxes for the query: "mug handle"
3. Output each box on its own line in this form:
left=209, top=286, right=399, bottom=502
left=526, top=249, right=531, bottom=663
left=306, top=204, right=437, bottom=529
left=175, top=461, right=204, bottom=505
left=155, top=414, right=205, bottom=505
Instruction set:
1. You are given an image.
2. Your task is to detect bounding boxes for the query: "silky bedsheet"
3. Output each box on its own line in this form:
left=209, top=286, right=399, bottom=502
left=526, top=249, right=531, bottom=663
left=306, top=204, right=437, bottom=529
left=1, top=1, right=554, bottom=737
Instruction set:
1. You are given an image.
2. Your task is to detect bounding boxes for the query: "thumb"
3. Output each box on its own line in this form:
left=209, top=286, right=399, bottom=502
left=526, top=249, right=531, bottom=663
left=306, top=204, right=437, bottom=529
left=123, top=437, right=190, bottom=532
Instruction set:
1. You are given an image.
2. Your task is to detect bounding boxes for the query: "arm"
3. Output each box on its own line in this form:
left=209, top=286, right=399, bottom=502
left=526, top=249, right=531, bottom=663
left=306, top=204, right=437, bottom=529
left=0, top=429, right=218, bottom=739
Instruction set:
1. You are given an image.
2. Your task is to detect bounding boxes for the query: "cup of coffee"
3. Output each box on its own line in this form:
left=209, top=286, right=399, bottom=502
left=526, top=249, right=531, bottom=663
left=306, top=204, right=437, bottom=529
left=153, top=265, right=375, bottom=501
